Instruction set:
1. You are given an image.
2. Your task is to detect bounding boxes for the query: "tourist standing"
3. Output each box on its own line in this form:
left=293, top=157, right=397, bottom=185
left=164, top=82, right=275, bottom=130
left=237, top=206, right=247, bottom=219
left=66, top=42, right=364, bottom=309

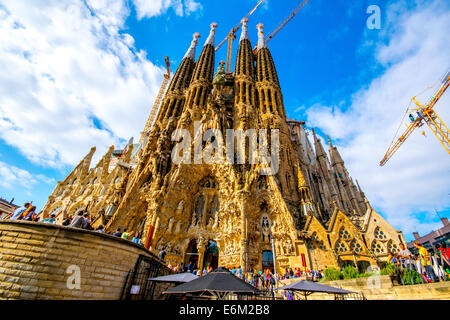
left=62, top=216, right=72, bottom=226
left=121, top=228, right=133, bottom=240
left=398, top=243, right=413, bottom=270
left=82, top=212, right=91, bottom=230
left=158, top=248, right=167, bottom=261
left=132, top=235, right=142, bottom=245
left=414, top=241, right=438, bottom=282
left=112, top=228, right=122, bottom=237
left=237, top=266, right=243, bottom=279
left=41, top=213, right=57, bottom=224
left=95, top=225, right=105, bottom=233
left=70, top=211, right=85, bottom=228
left=8, top=203, right=30, bottom=220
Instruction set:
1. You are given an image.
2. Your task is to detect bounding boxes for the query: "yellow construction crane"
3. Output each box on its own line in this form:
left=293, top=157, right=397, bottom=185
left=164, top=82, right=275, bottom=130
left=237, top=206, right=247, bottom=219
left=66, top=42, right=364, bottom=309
left=252, top=0, right=311, bottom=54
left=380, top=69, right=450, bottom=166
left=265, top=0, right=310, bottom=45
left=139, top=56, right=171, bottom=147
left=215, top=0, right=265, bottom=74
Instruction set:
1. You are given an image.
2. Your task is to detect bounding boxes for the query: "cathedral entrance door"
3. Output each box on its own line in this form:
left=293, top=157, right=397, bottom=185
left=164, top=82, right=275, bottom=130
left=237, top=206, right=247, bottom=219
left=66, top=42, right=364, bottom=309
left=262, top=250, right=274, bottom=273
left=185, top=239, right=199, bottom=270
left=203, top=240, right=219, bottom=270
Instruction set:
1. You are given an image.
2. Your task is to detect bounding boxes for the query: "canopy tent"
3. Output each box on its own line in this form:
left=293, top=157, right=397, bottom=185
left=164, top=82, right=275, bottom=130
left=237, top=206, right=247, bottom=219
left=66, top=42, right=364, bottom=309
left=163, top=267, right=260, bottom=299
left=148, top=272, right=199, bottom=283
left=276, top=280, right=355, bottom=300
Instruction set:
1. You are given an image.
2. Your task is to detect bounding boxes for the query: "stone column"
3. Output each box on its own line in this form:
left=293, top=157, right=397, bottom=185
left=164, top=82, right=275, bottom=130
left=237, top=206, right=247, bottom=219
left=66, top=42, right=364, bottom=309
left=238, top=191, right=249, bottom=273
left=197, top=238, right=208, bottom=271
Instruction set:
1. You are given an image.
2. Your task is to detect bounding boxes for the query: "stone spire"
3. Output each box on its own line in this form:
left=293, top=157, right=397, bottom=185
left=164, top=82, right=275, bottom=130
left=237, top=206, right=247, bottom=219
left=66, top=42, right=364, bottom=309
left=95, top=145, right=114, bottom=169
left=330, top=144, right=344, bottom=166
left=255, top=22, right=283, bottom=119
left=312, top=128, right=327, bottom=159
left=191, top=22, right=218, bottom=83
left=235, top=19, right=255, bottom=78
left=234, top=17, right=256, bottom=132
left=156, top=33, right=200, bottom=125
left=78, top=146, right=96, bottom=180
left=62, top=146, right=96, bottom=184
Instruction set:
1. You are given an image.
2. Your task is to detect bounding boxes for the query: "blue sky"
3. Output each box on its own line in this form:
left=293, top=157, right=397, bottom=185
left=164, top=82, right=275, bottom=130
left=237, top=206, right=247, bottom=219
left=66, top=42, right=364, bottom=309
left=0, top=0, right=449, bottom=241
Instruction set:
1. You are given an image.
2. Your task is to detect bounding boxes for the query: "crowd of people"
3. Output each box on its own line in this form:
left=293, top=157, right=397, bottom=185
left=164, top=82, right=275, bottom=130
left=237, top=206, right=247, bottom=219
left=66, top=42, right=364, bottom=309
left=387, top=242, right=450, bottom=283
left=3, top=202, right=144, bottom=246
left=5, top=202, right=450, bottom=287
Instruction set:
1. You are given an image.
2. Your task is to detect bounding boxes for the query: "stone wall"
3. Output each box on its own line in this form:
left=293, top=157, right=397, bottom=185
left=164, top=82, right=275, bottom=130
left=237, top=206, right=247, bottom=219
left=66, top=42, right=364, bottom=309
left=276, top=275, right=450, bottom=300
left=0, top=220, right=164, bottom=300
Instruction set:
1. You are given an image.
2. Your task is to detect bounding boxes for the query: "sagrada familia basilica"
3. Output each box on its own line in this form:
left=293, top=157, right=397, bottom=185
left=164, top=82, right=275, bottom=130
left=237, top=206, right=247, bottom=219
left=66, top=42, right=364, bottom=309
left=41, top=20, right=405, bottom=274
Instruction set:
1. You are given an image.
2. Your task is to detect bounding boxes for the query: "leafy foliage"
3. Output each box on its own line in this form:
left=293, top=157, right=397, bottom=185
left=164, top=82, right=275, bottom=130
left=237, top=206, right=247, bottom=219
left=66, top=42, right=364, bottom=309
left=342, top=265, right=360, bottom=279
left=401, top=269, right=423, bottom=285
left=324, top=267, right=342, bottom=281
left=380, top=263, right=396, bottom=276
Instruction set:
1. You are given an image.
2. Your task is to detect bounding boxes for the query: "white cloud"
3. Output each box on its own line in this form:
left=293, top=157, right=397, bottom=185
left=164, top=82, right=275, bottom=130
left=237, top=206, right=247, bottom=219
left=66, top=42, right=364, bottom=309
left=184, top=0, right=203, bottom=15
left=0, top=161, right=54, bottom=190
left=0, top=0, right=165, bottom=168
left=305, top=0, right=450, bottom=238
left=132, top=0, right=203, bottom=19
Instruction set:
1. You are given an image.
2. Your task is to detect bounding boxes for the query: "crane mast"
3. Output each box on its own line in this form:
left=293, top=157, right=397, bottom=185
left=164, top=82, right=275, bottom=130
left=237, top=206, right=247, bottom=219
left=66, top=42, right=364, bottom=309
left=139, top=56, right=171, bottom=147
left=380, top=70, right=450, bottom=166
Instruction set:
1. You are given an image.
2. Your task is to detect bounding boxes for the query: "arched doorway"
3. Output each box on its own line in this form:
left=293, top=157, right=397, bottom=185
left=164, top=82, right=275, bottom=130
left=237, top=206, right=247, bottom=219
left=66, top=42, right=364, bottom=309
left=357, top=260, right=371, bottom=273
left=203, top=240, right=219, bottom=270
left=262, top=250, right=274, bottom=273
left=184, top=239, right=199, bottom=270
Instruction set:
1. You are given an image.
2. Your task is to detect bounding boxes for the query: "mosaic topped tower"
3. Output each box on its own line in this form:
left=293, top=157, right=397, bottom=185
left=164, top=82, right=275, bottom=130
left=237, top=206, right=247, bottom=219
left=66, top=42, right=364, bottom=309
left=42, top=21, right=405, bottom=273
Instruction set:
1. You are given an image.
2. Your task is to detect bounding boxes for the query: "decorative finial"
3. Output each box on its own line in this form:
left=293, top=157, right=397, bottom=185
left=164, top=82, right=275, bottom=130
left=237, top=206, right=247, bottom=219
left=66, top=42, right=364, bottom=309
left=205, top=22, right=218, bottom=46
left=193, top=32, right=201, bottom=43
left=256, top=23, right=267, bottom=50
left=327, top=135, right=332, bottom=147
left=240, top=18, right=249, bottom=41
left=219, top=60, right=225, bottom=66
left=183, top=32, right=201, bottom=60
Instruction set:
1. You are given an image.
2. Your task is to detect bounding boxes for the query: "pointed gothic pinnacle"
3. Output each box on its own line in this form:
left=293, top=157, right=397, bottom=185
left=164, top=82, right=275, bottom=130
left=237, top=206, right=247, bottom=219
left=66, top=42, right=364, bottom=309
left=204, top=22, right=218, bottom=46
left=184, top=32, right=201, bottom=60
left=327, top=135, right=332, bottom=148
left=240, top=18, right=249, bottom=42
left=256, top=23, right=267, bottom=50
left=311, top=127, right=320, bottom=143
